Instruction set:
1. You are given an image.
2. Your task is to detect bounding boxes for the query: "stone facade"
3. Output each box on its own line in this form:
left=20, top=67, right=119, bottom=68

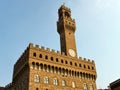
left=4, top=4, right=97, bottom=90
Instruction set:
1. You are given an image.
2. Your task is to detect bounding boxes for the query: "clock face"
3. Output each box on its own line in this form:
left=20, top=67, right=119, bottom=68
left=68, top=49, right=76, bottom=57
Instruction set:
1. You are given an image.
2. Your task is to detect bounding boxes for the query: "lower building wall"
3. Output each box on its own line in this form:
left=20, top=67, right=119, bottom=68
left=12, top=64, right=29, bottom=90
left=29, top=68, right=97, bottom=90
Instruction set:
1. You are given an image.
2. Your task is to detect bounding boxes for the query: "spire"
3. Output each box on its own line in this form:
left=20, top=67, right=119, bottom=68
left=63, top=2, right=65, bottom=6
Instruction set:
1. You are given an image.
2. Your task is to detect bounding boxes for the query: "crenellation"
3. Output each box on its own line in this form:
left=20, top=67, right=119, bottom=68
left=41, top=46, right=45, bottom=50
left=88, top=59, right=90, bottom=62
left=83, top=58, right=87, bottom=61
left=46, top=48, right=50, bottom=52
left=51, top=49, right=55, bottom=53
left=29, top=43, right=33, bottom=48
left=60, top=4, right=71, bottom=12
left=92, top=60, right=95, bottom=64
left=57, top=50, right=60, bottom=55
left=29, top=43, right=62, bottom=56
left=35, top=44, right=39, bottom=49
left=78, top=56, right=95, bottom=64
left=79, top=57, right=82, bottom=60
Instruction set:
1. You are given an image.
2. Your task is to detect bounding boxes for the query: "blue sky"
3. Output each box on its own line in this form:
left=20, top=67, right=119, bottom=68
left=0, top=0, right=120, bottom=89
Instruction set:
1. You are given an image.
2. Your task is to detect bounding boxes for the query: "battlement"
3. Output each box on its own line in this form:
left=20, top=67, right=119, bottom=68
left=13, top=46, right=29, bottom=79
left=29, top=43, right=94, bottom=64
left=58, top=4, right=71, bottom=13
left=78, top=57, right=95, bottom=64
left=15, top=46, right=29, bottom=65
left=13, top=43, right=96, bottom=79
left=29, top=43, right=61, bottom=55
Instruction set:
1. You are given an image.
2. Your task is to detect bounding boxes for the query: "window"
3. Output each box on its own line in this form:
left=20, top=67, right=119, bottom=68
left=34, top=75, right=40, bottom=83
left=62, top=80, right=66, bottom=86
left=36, top=88, right=38, bottom=90
left=61, top=59, right=64, bottom=63
left=33, top=53, right=36, bottom=57
left=88, top=66, right=90, bottom=69
left=53, top=78, right=58, bottom=85
left=72, top=82, right=76, bottom=88
left=79, top=64, right=82, bottom=67
left=39, top=54, right=42, bottom=58
left=84, top=65, right=86, bottom=68
left=44, top=77, right=49, bottom=84
left=45, top=55, right=48, bottom=60
left=36, top=63, right=39, bottom=70
left=92, top=67, right=94, bottom=70
left=83, top=83, right=88, bottom=90
left=90, top=84, right=94, bottom=90
left=65, top=61, right=68, bottom=64
left=65, top=12, right=70, bottom=18
left=75, top=63, right=77, bottom=66
left=56, top=58, right=59, bottom=62
left=31, top=62, right=35, bottom=69
left=70, top=62, right=72, bottom=65
left=51, top=57, right=53, bottom=61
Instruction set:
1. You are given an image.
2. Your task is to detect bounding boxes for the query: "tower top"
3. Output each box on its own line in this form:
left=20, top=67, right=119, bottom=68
left=58, top=4, right=71, bottom=14
left=63, top=2, right=65, bottom=6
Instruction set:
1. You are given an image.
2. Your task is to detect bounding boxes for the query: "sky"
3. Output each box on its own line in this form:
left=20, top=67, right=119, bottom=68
left=0, top=0, right=120, bottom=89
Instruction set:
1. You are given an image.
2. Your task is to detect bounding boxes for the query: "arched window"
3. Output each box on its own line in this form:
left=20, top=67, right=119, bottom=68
left=51, top=57, right=53, bottom=61
left=36, top=63, right=39, bottom=70
left=33, top=52, right=36, bottom=57
left=84, top=65, right=86, bottom=68
left=51, top=66, right=54, bottom=73
left=44, top=77, right=49, bottom=84
left=72, top=82, right=76, bottom=88
left=40, top=64, right=43, bottom=70
left=70, top=62, right=72, bottom=65
left=48, top=65, right=50, bottom=72
left=88, top=66, right=90, bottom=69
left=65, top=61, right=68, bottom=64
left=53, top=78, right=58, bottom=85
left=65, top=12, right=70, bottom=18
left=83, top=83, right=88, bottom=90
left=34, top=75, right=40, bottom=83
left=39, top=54, right=42, bottom=58
left=90, top=84, right=94, bottom=90
left=79, top=64, right=82, bottom=67
left=45, top=55, right=48, bottom=60
left=56, top=58, right=59, bottom=62
left=75, top=63, right=77, bottom=66
left=31, top=62, right=35, bottom=69
left=62, top=80, right=66, bottom=86
left=92, top=66, right=94, bottom=70
left=61, top=59, right=64, bottom=63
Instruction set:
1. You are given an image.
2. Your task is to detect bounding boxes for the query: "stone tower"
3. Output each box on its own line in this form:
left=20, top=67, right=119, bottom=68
left=57, top=4, right=77, bottom=57
left=4, top=4, right=97, bottom=90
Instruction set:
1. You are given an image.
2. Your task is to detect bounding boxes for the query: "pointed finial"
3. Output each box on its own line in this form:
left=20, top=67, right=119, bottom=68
left=63, top=2, right=65, bottom=6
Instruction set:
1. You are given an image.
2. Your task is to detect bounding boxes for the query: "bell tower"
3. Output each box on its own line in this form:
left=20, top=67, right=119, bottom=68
left=57, top=4, right=77, bottom=58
